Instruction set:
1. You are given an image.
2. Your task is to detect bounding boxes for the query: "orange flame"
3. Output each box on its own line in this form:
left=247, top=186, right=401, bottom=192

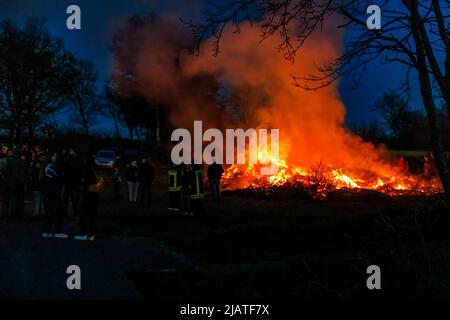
left=222, top=148, right=443, bottom=199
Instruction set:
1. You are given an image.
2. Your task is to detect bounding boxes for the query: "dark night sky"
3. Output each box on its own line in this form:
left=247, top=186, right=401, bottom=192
left=0, top=0, right=425, bottom=134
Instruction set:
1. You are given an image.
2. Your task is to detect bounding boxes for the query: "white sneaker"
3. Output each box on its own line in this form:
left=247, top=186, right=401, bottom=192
left=54, top=233, right=69, bottom=239
left=88, top=236, right=95, bottom=241
left=74, top=235, right=88, bottom=241
left=41, top=233, right=53, bottom=239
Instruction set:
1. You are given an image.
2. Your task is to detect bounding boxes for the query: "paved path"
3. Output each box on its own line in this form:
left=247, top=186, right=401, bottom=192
left=0, top=220, right=192, bottom=300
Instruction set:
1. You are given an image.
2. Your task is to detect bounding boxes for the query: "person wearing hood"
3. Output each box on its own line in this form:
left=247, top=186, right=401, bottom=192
left=207, top=161, right=224, bottom=202
left=63, top=149, right=82, bottom=217
left=41, top=151, right=68, bottom=239
left=2, top=148, right=27, bottom=221
left=74, top=155, right=103, bottom=241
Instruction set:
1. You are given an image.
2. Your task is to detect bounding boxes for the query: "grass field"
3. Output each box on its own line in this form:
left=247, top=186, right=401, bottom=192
left=97, top=168, right=450, bottom=300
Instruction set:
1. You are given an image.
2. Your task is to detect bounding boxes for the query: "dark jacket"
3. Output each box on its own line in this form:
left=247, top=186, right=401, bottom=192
left=125, top=165, right=139, bottom=183
left=64, top=155, right=83, bottom=188
left=182, top=168, right=194, bottom=193
left=82, top=166, right=98, bottom=195
left=40, top=161, right=62, bottom=195
left=138, top=163, right=155, bottom=186
left=207, top=163, right=224, bottom=181
left=30, top=160, right=42, bottom=191
left=5, top=156, right=27, bottom=190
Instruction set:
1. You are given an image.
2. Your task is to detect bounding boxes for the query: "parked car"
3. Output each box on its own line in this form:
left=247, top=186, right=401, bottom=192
left=94, top=149, right=123, bottom=168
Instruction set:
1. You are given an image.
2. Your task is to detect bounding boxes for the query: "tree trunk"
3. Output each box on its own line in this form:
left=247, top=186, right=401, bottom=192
left=146, top=127, right=149, bottom=142
left=113, top=116, right=120, bottom=139
left=14, top=123, right=21, bottom=143
left=128, top=126, right=134, bottom=141
left=135, top=127, right=141, bottom=141
left=421, top=91, right=450, bottom=202
left=410, top=7, right=450, bottom=202
left=82, top=116, right=89, bottom=136
left=27, top=122, right=34, bottom=146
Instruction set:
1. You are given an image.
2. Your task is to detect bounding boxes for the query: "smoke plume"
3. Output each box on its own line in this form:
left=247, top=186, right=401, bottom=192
left=112, top=15, right=395, bottom=174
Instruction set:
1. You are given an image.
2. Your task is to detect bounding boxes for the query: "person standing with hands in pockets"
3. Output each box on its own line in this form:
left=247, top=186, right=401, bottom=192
left=74, top=156, right=103, bottom=241
left=125, top=160, right=139, bottom=207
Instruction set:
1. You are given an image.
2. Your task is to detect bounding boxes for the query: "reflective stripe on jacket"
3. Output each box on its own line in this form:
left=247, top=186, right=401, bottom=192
left=168, top=168, right=183, bottom=192
left=190, top=169, right=204, bottom=199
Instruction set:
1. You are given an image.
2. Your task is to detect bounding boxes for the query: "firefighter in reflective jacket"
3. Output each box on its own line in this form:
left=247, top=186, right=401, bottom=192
left=188, top=164, right=205, bottom=216
left=168, top=164, right=183, bottom=213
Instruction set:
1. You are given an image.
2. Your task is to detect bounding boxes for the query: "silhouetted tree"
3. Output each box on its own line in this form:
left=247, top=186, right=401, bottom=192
left=228, top=84, right=271, bottom=126
left=350, top=121, right=388, bottom=144
left=373, top=91, right=409, bottom=141
left=103, top=79, right=149, bottom=141
left=111, top=13, right=231, bottom=145
left=119, top=93, right=153, bottom=141
left=396, top=111, right=429, bottom=149
left=69, top=59, right=101, bottom=136
left=0, top=18, right=76, bottom=142
left=101, top=81, right=124, bottom=139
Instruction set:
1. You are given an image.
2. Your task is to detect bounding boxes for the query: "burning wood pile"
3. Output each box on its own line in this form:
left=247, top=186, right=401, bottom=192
left=222, top=153, right=443, bottom=200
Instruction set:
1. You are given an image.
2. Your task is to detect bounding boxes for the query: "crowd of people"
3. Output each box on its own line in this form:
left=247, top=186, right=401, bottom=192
left=0, top=145, right=104, bottom=241
left=122, top=158, right=155, bottom=208
left=168, top=161, right=224, bottom=216
left=0, top=143, right=226, bottom=240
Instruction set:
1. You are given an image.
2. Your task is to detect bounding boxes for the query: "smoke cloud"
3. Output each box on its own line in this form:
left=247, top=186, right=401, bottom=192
left=113, top=15, right=395, bottom=175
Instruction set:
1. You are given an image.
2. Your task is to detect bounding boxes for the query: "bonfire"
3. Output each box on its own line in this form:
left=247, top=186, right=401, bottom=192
left=222, top=149, right=443, bottom=200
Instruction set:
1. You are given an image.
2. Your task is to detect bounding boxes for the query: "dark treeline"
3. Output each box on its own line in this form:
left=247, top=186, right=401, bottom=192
left=0, top=18, right=164, bottom=147
left=351, top=91, right=450, bottom=151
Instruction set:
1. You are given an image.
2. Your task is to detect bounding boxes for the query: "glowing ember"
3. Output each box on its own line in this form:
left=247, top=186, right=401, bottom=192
left=222, top=150, right=443, bottom=199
